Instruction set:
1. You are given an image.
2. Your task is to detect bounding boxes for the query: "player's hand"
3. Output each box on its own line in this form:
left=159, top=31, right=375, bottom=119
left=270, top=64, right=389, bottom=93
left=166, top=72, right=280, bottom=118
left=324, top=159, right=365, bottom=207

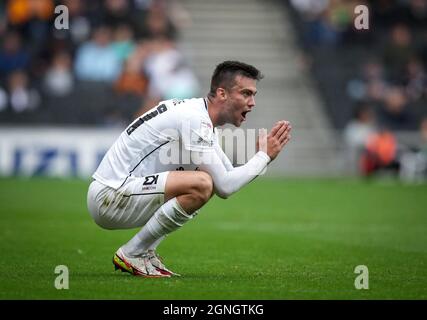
left=257, top=120, right=292, bottom=161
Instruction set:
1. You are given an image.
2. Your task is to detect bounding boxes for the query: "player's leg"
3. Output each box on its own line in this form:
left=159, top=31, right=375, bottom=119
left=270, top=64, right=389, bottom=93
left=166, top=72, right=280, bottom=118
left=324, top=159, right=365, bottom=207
left=119, top=170, right=213, bottom=246
left=88, top=180, right=171, bottom=277
left=121, top=170, right=213, bottom=252
left=119, top=171, right=213, bottom=276
left=164, top=170, right=214, bottom=213
left=133, top=169, right=213, bottom=263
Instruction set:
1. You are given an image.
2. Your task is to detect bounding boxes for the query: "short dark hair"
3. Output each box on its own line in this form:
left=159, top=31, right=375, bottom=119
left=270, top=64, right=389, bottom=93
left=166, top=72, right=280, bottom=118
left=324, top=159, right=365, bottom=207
left=209, top=61, right=263, bottom=96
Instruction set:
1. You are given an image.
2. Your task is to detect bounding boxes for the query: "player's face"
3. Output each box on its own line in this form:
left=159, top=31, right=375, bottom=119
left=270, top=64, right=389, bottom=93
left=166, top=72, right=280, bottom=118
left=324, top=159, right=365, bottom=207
left=225, top=75, right=257, bottom=127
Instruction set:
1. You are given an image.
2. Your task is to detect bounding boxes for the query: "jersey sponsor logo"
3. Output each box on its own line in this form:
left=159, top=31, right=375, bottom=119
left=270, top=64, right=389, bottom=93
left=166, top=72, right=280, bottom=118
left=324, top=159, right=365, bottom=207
left=126, top=104, right=168, bottom=135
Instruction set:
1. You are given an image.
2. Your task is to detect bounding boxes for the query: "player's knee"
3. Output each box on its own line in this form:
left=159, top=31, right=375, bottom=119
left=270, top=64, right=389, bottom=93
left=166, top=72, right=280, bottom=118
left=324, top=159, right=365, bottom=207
left=191, top=172, right=213, bottom=204
left=199, top=171, right=214, bottom=201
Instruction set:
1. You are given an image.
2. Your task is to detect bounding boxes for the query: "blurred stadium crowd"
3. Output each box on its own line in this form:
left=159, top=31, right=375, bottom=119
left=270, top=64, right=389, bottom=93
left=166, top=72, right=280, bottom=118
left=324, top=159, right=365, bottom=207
left=0, top=0, right=426, bottom=180
left=289, top=0, right=427, bottom=180
left=0, top=0, right=199, bottom=126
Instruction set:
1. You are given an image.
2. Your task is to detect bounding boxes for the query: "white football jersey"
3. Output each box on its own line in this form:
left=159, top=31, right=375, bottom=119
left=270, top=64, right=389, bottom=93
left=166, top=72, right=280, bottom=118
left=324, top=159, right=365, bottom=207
left=93, top=98, right=216, bottom=189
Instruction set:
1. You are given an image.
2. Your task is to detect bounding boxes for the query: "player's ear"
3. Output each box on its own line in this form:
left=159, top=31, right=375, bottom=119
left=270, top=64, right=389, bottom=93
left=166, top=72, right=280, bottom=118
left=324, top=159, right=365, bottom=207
left=217, top=88, right=227, bottom=101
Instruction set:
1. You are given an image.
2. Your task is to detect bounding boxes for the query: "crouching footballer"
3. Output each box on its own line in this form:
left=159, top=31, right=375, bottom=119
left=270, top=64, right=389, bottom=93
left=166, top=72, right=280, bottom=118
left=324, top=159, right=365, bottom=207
left=87, top=61, right=292, bottom=277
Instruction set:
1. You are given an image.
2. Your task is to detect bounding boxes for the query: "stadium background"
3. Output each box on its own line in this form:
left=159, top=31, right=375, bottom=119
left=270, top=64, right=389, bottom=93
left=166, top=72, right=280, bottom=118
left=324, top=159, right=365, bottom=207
left=0, top=0, right=426, bottom=299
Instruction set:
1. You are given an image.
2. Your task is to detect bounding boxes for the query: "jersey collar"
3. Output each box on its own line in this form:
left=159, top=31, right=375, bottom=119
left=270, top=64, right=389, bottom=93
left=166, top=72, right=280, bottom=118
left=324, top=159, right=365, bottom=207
left=203, top=97, right=208, bottom=111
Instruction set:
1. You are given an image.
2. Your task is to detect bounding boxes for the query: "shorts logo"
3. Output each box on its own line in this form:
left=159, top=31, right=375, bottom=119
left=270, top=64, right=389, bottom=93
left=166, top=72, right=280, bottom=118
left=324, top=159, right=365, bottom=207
left=143, top=175, right=159, bottom=186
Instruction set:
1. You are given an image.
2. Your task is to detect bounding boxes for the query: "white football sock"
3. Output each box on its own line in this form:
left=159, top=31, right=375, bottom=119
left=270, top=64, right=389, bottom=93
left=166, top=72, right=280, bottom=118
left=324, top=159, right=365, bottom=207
left=121, top=198, right=192, bottom=257
left=148, top=235, right=166, bottom=251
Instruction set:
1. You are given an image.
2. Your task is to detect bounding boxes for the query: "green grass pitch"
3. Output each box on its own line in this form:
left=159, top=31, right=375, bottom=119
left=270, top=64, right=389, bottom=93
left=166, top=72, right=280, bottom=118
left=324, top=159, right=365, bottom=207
left=0, top=177, right=426, bottom=299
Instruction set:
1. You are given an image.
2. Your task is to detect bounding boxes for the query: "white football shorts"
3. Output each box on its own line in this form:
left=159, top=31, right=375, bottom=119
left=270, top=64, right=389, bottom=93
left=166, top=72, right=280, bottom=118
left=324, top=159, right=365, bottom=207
left=87, top=172, right=169, bottom=229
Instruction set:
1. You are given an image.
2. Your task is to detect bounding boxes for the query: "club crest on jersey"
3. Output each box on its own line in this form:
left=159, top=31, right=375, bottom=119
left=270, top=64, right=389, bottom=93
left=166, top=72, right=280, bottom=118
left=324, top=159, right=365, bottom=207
left=192, top=121, right=214, bottom=147
left=200, top=121, right=212, bottom=138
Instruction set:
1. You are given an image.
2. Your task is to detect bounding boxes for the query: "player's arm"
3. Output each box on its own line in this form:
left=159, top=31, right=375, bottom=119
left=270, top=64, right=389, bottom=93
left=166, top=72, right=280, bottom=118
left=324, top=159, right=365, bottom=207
left=197, top=121, right=292, bottom=199
left=213, top=143, right=234, bottom=171
left=196, top=150, right=269, bottom=199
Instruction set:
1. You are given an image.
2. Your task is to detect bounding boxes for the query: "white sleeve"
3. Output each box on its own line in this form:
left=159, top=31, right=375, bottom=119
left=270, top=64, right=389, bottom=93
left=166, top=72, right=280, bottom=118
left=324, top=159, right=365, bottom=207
left=195, top=150, right=271, bottom=199
left=180, top=113, right=215, bottom=153
left=214, top=143, right=234, bottom=171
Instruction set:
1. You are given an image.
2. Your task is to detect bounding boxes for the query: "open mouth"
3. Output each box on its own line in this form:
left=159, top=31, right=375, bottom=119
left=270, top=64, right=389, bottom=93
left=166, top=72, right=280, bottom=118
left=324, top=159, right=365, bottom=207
left=241, top=111, right=250, bottom=121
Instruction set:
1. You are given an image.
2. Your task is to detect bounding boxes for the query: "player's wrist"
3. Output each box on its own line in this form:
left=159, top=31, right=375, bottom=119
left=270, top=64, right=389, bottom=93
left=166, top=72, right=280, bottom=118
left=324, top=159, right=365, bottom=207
left=256, top=150, right=271, bottom=164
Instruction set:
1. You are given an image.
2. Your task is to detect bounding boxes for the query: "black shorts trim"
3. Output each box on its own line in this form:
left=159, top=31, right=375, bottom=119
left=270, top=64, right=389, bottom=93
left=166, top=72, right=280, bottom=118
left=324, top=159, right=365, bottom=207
left=123, top=192, right=164, bottom=198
